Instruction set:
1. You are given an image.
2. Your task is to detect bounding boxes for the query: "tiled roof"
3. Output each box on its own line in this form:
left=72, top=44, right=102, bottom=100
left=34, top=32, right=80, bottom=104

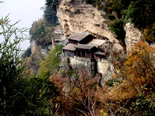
left=88, top=39, right=106, bottom=47
left=63, top=44, right=76, bottom=51
left=67, top=32, right=90, bottom=41
left=75, top=44, right=95, bottom=50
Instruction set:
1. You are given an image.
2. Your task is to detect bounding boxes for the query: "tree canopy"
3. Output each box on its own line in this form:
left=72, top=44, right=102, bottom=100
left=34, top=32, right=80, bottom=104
left=44, top=0, right=58, bottom=26
left=29, top=19, right=53, bottom=48
left=0, top=16, right=59, bottom=115
left=37, top=44, right=63, bottom=78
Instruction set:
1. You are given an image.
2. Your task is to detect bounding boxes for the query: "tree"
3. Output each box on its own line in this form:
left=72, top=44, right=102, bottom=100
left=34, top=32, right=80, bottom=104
left=109, top=19, right=126, bottom=46
left=0, top=15, right=59, bottom=115
left=0, top=15, right=28, bottom=115
left=23, top=77, right=59, bottom=115
left=46, top=0, right=53, bottom=6
left=37, top=44, right=63, bottom=78
left=50, top=65, right=102, bottom=116
left=143, top=23, right=155, bottom=44
left=29, top=19, right=53, bottom=48
left=111, top=0, right=131, bottom=18
left=124, top=41, right=155, bottom=89
left=125, top=0, right=155, bottom=30
left=44, top=0, right=58, bottom=26
left=44, top=4, right=58, bottom=26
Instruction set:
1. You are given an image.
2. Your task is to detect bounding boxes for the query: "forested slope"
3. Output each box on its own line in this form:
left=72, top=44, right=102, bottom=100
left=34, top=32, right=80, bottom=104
left=0, top=0, right=155, bottom=115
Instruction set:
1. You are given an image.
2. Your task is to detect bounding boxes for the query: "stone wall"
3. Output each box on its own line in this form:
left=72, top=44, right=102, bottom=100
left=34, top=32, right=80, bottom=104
left=97, top=59, right=109, bottom=75
left=69, top=56, right=113, bottom=80
left=69, top=56, right=96, bottom=76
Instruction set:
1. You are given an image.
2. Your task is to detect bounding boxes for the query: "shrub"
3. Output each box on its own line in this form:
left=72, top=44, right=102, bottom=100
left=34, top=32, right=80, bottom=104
left=107, top=13, right=116, bottom=20
left=143, top=23, right=155, bottom=44
left=109, top=19, right=126, bottom=45
left=23, top=77, right=59, bottom=115
left=106, top=78, right=122, bottom=87
left=124, top=41, right=155, bottom=89
left=130, top=92, right=155, bottom=116
left=125, top=0, right=155, bottom=29
left=104, top=80, right=137, bottom=101
left=37, top=44, right=63, bottom=78
left=29, top=19, right=53, bottom=48
left=23, top=47, right=32, bottom=58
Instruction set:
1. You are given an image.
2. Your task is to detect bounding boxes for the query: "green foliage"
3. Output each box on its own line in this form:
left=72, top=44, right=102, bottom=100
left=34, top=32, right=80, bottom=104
left=46, top=0, right=53, bottom=6
left=109, top=19, right=125, bottom=45
left=0, top=15, right=27, bottom=115
left=37, top=44, right=63, bottom=78
left=22, top=47, right=32, bottom=58
left=45, top=0, right=58, bottom=6
left=1, top=75, right=58, bottom=115
left=23, top=77, right=59, bottom=115
left=111, top=0, right=131, bottom=18
left=44, top=4, right=58, bottom=26
left=125, top=0, right=155, bottom=29
left=106, top=78, right=122, bottom=87
left=87, top=0, right=155, bottom=30
left=0, top=16, right=59, bottom=115
left=144, top=23, right=155, bottom=44
left=0, top=15, right=27, bottom=106
left=26, top=49, right=44, bottom=75
left=29, top=19, right=53, bottom=48
left=125, top=0, right=145, bottom=29
left=130, top=92, right=155, bottom=116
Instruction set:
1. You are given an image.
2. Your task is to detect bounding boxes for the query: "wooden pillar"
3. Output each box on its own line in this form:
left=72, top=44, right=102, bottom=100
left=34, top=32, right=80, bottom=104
left=81, top=50, right=82, bottom=57
left=89, top=50, right=91, bottom=58
left=85, top=50, right=86, bottom=57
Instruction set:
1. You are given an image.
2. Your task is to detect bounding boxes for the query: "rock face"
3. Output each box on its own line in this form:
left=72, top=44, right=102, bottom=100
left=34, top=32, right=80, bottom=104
left=70, top=57, right=96, bottom=76
left=57, top=0, right=118, bottom=42
left=30, top=39, right=38, bottom=54
left=57, top=0, right=121, bottom=81
left=57, top=0, right=143, bottom=53
left=124, top=22, right=142, bottom=53
left=57, top=0, right=143, bottom=82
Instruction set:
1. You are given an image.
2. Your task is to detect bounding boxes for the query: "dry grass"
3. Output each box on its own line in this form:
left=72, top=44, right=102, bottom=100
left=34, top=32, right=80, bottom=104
left=99, top=80, right=137, bottom=102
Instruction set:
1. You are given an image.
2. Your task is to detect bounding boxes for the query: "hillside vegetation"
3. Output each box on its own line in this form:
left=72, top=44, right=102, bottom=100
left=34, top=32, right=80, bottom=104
left=0, top=0, right=155, bottom=115
left=86, top=0, right=155, bottom=44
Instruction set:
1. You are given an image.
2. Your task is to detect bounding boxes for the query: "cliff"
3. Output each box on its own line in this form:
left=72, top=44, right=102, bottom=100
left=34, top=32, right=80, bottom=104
left=56, top=0, right=144, bottom=84
left=57, top=0, right=142, bottom=52
left=57, top=0, right=118, bottom=41
left=124, top=22, right=142, bottom=52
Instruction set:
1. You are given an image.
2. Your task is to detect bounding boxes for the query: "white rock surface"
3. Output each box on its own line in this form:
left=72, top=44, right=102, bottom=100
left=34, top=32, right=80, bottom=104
left=30, top=40, right=38, bottom=54
left=57, top=0, right=117, bottom=42
left=124, top=22, right=142, bottom=53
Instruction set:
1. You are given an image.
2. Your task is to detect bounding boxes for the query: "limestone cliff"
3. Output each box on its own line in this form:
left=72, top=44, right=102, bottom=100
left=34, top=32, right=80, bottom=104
left=30, top=39, right=38, bottom=54
left=57, top=0, right=143, bottom=82
left=57, top=0, right=142, bottom=52
left=57, top=0, right=118, bottom=42
left=124, top=22, right=142, bottom=53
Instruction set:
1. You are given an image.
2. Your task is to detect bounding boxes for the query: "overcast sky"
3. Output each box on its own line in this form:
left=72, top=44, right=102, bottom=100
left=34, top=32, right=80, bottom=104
left=0, top=0, right=45, bottom=50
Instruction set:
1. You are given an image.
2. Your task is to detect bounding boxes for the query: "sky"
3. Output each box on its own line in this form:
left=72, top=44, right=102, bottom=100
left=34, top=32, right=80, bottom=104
left=0, top=0, right=45, bottom=50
